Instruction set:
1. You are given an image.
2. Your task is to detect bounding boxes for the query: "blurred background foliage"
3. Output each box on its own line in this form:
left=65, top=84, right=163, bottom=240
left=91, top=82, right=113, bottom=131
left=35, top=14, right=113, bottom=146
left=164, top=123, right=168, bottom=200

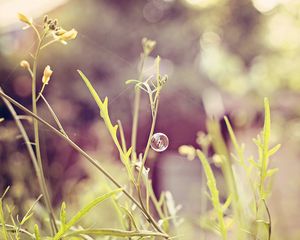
left=0, top=0, right=300, bottom=239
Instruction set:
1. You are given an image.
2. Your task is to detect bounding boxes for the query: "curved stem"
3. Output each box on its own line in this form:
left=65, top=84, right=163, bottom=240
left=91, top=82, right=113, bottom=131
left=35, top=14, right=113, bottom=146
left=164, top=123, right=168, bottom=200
left=40, top=39, right=59, bottom=50
left=31, top=25, right=41, bottom=42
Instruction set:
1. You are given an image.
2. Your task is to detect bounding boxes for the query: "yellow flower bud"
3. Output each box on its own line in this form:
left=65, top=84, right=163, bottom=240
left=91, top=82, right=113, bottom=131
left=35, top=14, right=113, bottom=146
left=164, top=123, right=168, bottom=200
left=17, top=13, right=32, bottom=25
left=142, top=38, right=156, bottom=55
left=59, top=28, right=78, bottom=41
left=178, top=145, right=196, bottom=161
left=42, top=65, right=53, bottom=85
left=20, top=60, right=30, bottom=69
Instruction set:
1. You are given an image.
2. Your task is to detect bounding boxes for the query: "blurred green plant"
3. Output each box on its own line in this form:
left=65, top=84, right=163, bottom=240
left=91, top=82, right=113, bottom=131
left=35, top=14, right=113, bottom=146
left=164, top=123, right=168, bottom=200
left=179, top=98, right=280, bottom=240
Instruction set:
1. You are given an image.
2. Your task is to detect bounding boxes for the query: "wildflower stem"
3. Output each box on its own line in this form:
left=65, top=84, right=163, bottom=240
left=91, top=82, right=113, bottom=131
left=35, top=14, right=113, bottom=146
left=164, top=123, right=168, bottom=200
left=0, top=88, right=50, bottom=229
left=137, top=96, right=159, bottom=185
left=131, top=53, right=146, bottom=161
left=31, top=24, right=41, bottom=42
left=31, top=32, right=58, bottom=234
left=40, top=39, right=59, bottom=50
left=39, top=94, right=68, bottom=137
left=36, top=83, right=46, bottom=102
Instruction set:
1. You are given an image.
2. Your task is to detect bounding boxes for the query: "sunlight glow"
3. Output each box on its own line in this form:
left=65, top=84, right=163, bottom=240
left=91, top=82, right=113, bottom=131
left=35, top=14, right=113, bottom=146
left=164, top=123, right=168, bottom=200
left=0, top=0, right=68, bottom=31
left=251, top=0, right=294, bottom=13
left=185, top=0, right=220, bottom=8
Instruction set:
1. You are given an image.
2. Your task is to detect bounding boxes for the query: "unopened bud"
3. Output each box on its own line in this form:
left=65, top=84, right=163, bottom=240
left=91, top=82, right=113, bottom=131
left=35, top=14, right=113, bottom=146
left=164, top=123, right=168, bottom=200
left=20, top=60, right=30, bottom=69
left=42, top=65, right=53, bottom=85
left=17, top=13, right=32, bottom=25
left=142, top=38, right=156, bottom=55
left=43, top=15, right=48, bottom=23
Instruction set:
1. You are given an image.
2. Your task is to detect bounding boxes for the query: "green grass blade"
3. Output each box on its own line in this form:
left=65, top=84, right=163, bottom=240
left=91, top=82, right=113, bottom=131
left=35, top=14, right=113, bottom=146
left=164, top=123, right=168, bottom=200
left=20, top=194, right=42, bottom=225
left=224, top=116, right=243, bottom=161
left=64, top=228, right=169, bottom=238
left=78, top=70, right=134, bottom=181
left=260, top=98, right=271, bottom=198
left=0, top=199, right=8, bottom=240
left=59, top=202, right=66, bottom=231
left=54, top=188, right=122, bottom=240
left=77, top=70, right=104, bottom=109
left=196, top=150, right=227, bottom=240
left=34, top=224, right=41, bottom=240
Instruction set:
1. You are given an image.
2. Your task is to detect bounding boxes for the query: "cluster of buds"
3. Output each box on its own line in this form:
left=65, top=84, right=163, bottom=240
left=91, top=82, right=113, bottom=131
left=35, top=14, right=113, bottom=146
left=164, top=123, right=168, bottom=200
left=43, top=15, right=77, bottom=42
left=43, top=15, right=58, bottom=31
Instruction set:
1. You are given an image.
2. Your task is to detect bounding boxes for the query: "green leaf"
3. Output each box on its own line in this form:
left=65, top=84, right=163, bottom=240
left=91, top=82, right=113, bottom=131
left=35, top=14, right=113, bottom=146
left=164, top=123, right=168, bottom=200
left=78, top=70, right=134, bottom=181
left=20, top=213, right=33, bottom=225
left=260, top=98, right=272, bottom=198
left=268, top=144, right=281, bottom=157
left=249, top=157, right=259, bottom=168
left=263, top=98, right=271, bottom=155
left=120, top=206, right=138, bottom=230
left=125, top=79, right=141, bottom=85
left=222, top=195, right=232, bottom=212
left=266, top=168, right=279, bottom=177
left=60, top=202, right=66, bottom=231
left=196, top=150, right=227, bottom=239
left=54, top=188, right=122, bottom=240
left=34, top=224, right=41, bottom=240
left=77, top=70, right=104, bottom=109
left=0, top=199, right=8, bottom=240
left=20, top=194, right=42, bottom=225
left=224, top=116, right=243, bottom=160
left=0, top=187, right=10, bottom=240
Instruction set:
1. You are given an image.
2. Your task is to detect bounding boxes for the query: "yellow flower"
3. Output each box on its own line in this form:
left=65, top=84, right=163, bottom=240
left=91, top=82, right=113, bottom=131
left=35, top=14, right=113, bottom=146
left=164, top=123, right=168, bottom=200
left=59, top=28, right=78, bottom=41
left=42, top=65, right=53, bottom=85
left=17, top=13, right=32, bottom=25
